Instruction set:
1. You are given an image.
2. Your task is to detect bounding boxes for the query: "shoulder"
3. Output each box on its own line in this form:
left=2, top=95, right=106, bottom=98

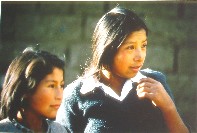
left=63, top=78, right=82, bottom=98
left=0, top=118, right=11, bottom=125
left=61, top=78, right=85, bottom=109
left=0, top=118, right=19, bottom=132
left=64, top=78, right=82, bottom=93
left=0, top=118, right=12, bottom=127
left=63, top=76, right=98, bottom=98
left=140, top=68, right=166, bottom=82
left=47, top=120, right=68, bottom=133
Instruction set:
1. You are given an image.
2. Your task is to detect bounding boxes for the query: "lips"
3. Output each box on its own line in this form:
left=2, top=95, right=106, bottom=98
left=130, top=66, right=141, bottom=72
left=50, top=104, right=60, bottom=109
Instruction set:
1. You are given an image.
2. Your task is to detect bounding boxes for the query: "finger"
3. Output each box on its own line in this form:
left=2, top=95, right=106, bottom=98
left=137, top=91, right=154, bottom=100
left=136, top=86, right=152, bottom=95
left=137, top=91, right=146, bottom=98
left=139, top=77, right=156, bottom=84
left=137, top=82, right=152, bottom=89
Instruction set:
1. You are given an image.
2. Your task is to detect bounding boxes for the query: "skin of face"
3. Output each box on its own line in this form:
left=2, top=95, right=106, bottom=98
left=111, top=29, right=147, bottom=79
left=27, top=67, right=64, bottom=119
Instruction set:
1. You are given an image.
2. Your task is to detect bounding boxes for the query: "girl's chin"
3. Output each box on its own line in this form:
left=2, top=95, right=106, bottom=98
left=122, top=73, right=138, bottom=79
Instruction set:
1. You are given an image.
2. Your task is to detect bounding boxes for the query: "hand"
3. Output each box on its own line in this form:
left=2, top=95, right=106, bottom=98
left=136, top=77, right=175, bottom=112
left=136, top=78, right=189, bottom=133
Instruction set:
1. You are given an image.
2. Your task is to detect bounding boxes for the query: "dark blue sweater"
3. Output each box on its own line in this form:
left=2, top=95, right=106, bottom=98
left=56, top=69, right=174, bottom=133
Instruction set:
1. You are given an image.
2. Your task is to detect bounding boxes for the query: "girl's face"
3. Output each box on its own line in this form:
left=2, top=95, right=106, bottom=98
left=111, top=29, right=147, bottom=79
left=27, top=67, right=64, bottom=119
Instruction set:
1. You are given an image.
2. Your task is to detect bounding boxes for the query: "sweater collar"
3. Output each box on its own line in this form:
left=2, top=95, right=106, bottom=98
left=80, top=71, right=147, bottom=101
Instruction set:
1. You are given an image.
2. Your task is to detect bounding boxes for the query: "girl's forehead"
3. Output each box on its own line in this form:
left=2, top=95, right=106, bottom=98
left=127, top=29, right=147, bottom=38
left=117, top=30, right=147, bottom=47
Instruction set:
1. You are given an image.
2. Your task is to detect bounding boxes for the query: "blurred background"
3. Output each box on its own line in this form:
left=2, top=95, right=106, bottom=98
left=0, top=1, right=196, bottom=132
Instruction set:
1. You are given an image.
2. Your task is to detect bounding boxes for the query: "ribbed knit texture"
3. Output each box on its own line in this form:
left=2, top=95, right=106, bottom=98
left=56, top=69, right=173, bottom=133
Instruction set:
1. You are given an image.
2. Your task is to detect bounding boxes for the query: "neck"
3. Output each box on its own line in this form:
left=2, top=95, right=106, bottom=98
left=17, top=109, right=47, bottom=132
left=100, top=69, right=126, bottom=96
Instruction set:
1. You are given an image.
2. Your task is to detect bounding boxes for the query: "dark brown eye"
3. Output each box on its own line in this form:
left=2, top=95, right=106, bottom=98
left=61, top=84, right=64, bottom=88
left=142, top=44, right=147, bottom=48
left=127, top=45, right=134, bottom=50
left=48, top=84, right=55, bottom=88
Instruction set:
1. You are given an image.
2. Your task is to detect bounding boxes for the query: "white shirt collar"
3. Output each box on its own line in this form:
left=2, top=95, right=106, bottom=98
left=80, top=71, right=147, bottom=101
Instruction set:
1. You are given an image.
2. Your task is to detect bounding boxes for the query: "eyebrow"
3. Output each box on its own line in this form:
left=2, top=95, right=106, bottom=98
left=123, top=39, right=147, bottom=44
left=44, top=80, right=64, bottom=83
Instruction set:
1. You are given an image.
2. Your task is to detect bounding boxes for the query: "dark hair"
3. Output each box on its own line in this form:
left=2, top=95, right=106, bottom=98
left=0, top=47, right=65, bottom=120
left=84, top=6, right=148, bottom=77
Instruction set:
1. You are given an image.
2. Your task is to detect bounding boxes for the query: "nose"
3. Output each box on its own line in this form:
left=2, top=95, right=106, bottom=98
left=55, top=87, right=63, bottom=100
left=133, top=48, right=143, bottom=62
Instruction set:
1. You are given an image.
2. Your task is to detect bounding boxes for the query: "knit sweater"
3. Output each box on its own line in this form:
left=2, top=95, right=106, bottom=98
left=56, top=69, right=174, bottom=133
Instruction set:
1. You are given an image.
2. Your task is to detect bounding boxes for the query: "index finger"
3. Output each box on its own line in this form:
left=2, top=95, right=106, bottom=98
left=139, top=77, right=156, bottom=84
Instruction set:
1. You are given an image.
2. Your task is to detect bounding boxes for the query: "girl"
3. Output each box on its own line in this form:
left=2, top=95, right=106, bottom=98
left=56, top=7, right=189, bottom=133
left=0, top=48, right=68, bottom=132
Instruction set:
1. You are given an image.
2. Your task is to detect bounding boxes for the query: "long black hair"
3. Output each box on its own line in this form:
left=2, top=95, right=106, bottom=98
left=0, top=47, right=65, bottom=120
